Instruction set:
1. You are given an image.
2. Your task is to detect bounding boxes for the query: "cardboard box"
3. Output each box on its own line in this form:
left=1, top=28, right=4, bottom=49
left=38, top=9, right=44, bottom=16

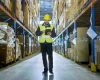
left=23, top=3, right=29, bottom=28
left=76, top=0, right=85, bottom=13
left=16, top=38, right=21, bottom=59
left=77, top=27, right=88, bottom=38
left=75, top=27, right=89, bottom=62
left=17, top=35, right=23, bottom=43
left=0, top=44, right=14, bottom=64
left=76, top=39, right=89, bottom=62
left=1, top=0, right=12, bottom=11
left=16, top=0, right=21, bottom=19
left=95, top=40, right=100, bottom=70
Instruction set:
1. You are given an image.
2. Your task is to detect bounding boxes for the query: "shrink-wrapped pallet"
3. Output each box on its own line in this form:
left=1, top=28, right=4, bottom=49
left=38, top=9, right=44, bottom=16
left=95, top=40, right=100, bottom=70
left=75, top=27, right=89, bottom=62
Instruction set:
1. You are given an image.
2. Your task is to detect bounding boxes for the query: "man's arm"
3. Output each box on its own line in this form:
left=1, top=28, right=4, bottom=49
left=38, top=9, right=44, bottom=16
left=51, top=28, right=56, bottom=38
left=35, top=27, right=42, bottom=36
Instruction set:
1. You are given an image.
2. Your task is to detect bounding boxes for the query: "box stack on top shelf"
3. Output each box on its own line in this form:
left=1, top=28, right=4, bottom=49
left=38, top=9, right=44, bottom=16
left=16, top=0, right=23, bottom=22
left=53, top=0, right=89, bottom=35
left=65, top=0, right=77, bottom=22
left=0, top=0, right=40, bottom=65
left=57, top=0, right=65, bottom=19
left=53, top=0, right=58, bottom=25
left=1, top=0, right=39, bottom=34
left=76, top=0, right=88, bottom=14
left=53, top=0, right=67, bottom=34
left=0, top=0, right=11, bottom=11
left=28, top=0, right=39, bottom=33
left=23, top=1, right=29, bottom=28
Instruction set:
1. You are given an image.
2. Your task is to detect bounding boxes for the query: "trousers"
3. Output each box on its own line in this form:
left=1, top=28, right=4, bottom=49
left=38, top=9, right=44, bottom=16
left=40, top=43, right=53, bottom=71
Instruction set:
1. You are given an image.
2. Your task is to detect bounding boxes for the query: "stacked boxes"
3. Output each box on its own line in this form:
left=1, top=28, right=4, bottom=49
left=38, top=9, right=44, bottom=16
left=68, top=48, right=74, bottom=60
left=16, top=38, right=21, bottom=60
left=25, top=35, right=29, bottom=56
left=5, top=0, right=11, bottom=10
left=28, top=37, right=32, bottom=54
left=17, top=35, right=25, bottom=57
left=23, top=0, right=39, bottom=32
left=67, top=27, right=89, bottom=62
left=16, top=0, right=21, bottom=19
left=0, top=44, right=14, bottom=64
left=1, top=0, right=11, bottom=10
left=1, top=0, right=39, bottom=33
left=53, top=0, right=89, bottom=35
left=95, top=40, right=100, bottom=70
left=76, top=0, right=87, bottom=13
left=23, top=2, right=29, bottom=28
left=75, top=27, right=89, bottom=62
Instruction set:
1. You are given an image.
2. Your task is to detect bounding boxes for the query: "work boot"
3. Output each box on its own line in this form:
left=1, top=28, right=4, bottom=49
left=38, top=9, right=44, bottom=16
left=42, top=70, right=48, bottom=74
left=49, top=70, right=53, bottom=75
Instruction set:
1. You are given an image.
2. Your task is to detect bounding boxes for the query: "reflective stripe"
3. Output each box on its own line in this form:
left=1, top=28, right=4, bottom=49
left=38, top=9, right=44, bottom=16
left=42, top=35, right=50, bottom=38
left=38, top=25, right=53, bottom=43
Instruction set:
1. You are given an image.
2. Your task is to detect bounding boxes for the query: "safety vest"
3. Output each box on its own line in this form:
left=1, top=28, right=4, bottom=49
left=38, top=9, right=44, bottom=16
left=38, top=24, right=53, bottom=43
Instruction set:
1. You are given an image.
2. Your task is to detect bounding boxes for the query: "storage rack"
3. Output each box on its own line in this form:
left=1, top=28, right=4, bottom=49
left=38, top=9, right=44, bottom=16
left=0, top=0, right=39, bottom=65
left=54, top=0, right=100, bottom=72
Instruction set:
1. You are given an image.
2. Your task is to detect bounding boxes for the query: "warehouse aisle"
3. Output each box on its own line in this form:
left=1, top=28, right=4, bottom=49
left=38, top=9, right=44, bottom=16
left=0, top=52, right=100, bottom=80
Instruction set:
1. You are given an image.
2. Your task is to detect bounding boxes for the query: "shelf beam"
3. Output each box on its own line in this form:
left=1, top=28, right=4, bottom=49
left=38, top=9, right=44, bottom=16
left=0, top=4, right=16, bottom=20
left=54, top=0, right=97, bottom=41
left=0, top=2, right=37, bottom=39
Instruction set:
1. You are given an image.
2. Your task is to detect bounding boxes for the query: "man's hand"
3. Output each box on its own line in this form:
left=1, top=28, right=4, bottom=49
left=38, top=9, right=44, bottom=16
left=41, top=30, right=45, bottom=34
left=47, top=32, right=51, bottom=35
left=42, top=30, right=45, bottom=33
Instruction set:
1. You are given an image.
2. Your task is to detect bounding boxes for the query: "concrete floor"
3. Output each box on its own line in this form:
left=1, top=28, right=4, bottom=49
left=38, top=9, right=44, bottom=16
left=0, top=52, right=100, bottom=80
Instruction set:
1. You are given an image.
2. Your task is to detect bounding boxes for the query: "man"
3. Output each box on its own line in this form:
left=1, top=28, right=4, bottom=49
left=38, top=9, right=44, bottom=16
left=35, top=14, right=56, bottom=74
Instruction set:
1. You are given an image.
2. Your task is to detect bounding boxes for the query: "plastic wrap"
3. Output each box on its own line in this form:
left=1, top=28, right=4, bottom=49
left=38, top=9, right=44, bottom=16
left=0, top=23, right=15, bottom=47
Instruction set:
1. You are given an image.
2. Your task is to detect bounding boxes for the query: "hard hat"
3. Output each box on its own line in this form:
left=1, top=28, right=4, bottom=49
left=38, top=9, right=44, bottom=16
left=43, top=14, right=50, bottom=21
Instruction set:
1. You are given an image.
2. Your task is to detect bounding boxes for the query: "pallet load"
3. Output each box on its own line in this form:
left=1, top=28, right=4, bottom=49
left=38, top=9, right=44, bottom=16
left=28, top=37, right=32, bottom=55
left=67, top=48, right=71, bottom=58
left=68, top=48, right=74, bottom=60
left=75, top=27, right=89, bottom=62
left=0, top=0, right=11, bottom=11
left=23, top=1, right=29, bottom=28
left=0, top=44, right=14, bottom=64
left=16, top=38, right=21, bottom=60
left=25, top=35, right=32, bottom=56
left=16, top=0, right=23, bottom=22
left=17, top=35, right=25, bottom=58
left=76, top=0, right=88, bottom=13
left=0, top=22, right=15, bottom=64
left=95, top=40, right=100, bottom=70
left=72, top=45, right=77, bottom=61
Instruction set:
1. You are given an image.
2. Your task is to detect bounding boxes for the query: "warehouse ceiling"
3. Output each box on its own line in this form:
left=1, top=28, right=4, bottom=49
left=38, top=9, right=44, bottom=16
left=40, top=0, right=53, bottom=21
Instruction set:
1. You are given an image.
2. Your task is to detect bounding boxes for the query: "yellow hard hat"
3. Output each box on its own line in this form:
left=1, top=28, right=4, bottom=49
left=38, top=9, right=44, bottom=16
left=44, top=14, right=50, bottom=21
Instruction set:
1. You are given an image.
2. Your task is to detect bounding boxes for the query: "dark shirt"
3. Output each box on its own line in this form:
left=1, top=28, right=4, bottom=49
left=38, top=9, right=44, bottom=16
left=35, top=22, right=56, bottom=38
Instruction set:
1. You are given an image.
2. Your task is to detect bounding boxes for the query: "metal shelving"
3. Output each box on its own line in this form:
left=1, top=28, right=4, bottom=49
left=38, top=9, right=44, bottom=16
left=54, top=0, right=100, bottom=72
left=0, top=0, right=38, bottom=64
left=0, top=1, right=35, bottom=37
left=55, top=0, right=97, bottom=40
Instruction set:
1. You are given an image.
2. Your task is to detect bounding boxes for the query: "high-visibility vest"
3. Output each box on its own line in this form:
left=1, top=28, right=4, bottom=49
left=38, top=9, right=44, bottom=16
left=38, top=25, right=53, bottom=43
